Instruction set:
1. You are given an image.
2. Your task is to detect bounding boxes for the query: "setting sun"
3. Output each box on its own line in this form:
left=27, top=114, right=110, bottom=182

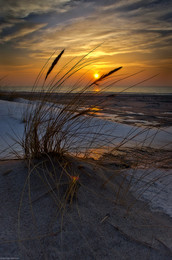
left=94, top=73, right=100, bottom=79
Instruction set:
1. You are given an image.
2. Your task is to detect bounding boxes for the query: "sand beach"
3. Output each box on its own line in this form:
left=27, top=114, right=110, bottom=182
left=0, top=93, right=172, bottom=259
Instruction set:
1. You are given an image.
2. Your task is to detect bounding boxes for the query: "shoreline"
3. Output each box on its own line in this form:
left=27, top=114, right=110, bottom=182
left=1, top=91, right=172, bottom=128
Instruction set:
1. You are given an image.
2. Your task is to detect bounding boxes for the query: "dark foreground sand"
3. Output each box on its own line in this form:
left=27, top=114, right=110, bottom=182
left=0, top=158, right=172, bottom=260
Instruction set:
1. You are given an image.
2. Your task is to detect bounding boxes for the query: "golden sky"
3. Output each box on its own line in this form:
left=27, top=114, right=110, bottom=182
left=0, top=0, right=172, bottom=92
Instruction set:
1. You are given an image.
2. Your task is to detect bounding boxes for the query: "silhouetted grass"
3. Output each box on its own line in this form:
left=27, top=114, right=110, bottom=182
left=21, top=49, right=123, bottom=160
left=16, top=48, right=171, bottom=220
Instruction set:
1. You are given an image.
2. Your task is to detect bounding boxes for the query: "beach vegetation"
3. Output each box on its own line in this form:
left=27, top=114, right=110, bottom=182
left=17, top=48, right=171, bottom=212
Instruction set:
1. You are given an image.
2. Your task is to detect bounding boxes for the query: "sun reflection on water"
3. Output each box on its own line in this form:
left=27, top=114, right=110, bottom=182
left=88, top=106, right=102, bottom=116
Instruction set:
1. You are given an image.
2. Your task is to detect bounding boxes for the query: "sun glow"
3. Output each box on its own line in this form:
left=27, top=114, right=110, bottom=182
left=94, top=73, right=100, bottom=79
left=94, top=86, right=100, bottom=92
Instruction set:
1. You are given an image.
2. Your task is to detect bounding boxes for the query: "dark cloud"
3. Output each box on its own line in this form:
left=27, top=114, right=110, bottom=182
left=0, top=21, right=47, bottom=43
left=0, top=0, right=71, bottom=18
left=115, top=0, right=172, bottom=12
left=159, top=12, right=172, bottom=22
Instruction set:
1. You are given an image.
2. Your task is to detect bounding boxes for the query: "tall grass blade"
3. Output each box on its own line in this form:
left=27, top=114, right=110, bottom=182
left=45, top=49, right=65, bottom=81
left=92, top=66, right=122, bottom=86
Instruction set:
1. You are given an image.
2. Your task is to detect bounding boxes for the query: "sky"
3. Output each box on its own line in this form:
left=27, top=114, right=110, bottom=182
left=0, top=0, right=172, bottom=92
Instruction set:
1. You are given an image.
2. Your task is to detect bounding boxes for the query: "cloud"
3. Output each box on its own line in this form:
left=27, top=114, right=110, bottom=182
left=0, top=17, right=24, bottom=34
left=16, top=3, right=171, bottom=56
left=0, top=0, right=172, bottom=88
left=1, top=23, right=47, bottom=42
left=0, top=0, right=71, bottom=18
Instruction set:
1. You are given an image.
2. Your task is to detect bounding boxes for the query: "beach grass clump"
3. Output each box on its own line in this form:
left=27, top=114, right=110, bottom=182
left=19, top=47, right=170, bottom=212
left=19, top=48, right=125, bottom=207
left=22, top=48, right=122, bottom=160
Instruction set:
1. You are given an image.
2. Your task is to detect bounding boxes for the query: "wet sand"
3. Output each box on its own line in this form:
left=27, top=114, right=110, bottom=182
left=1, top=92, right=172, bottom=127
left=85, top=94, right=172, bottom=127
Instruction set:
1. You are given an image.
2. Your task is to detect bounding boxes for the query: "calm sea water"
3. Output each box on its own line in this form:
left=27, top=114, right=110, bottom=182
left=1, top=85, right=172, bottom=94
